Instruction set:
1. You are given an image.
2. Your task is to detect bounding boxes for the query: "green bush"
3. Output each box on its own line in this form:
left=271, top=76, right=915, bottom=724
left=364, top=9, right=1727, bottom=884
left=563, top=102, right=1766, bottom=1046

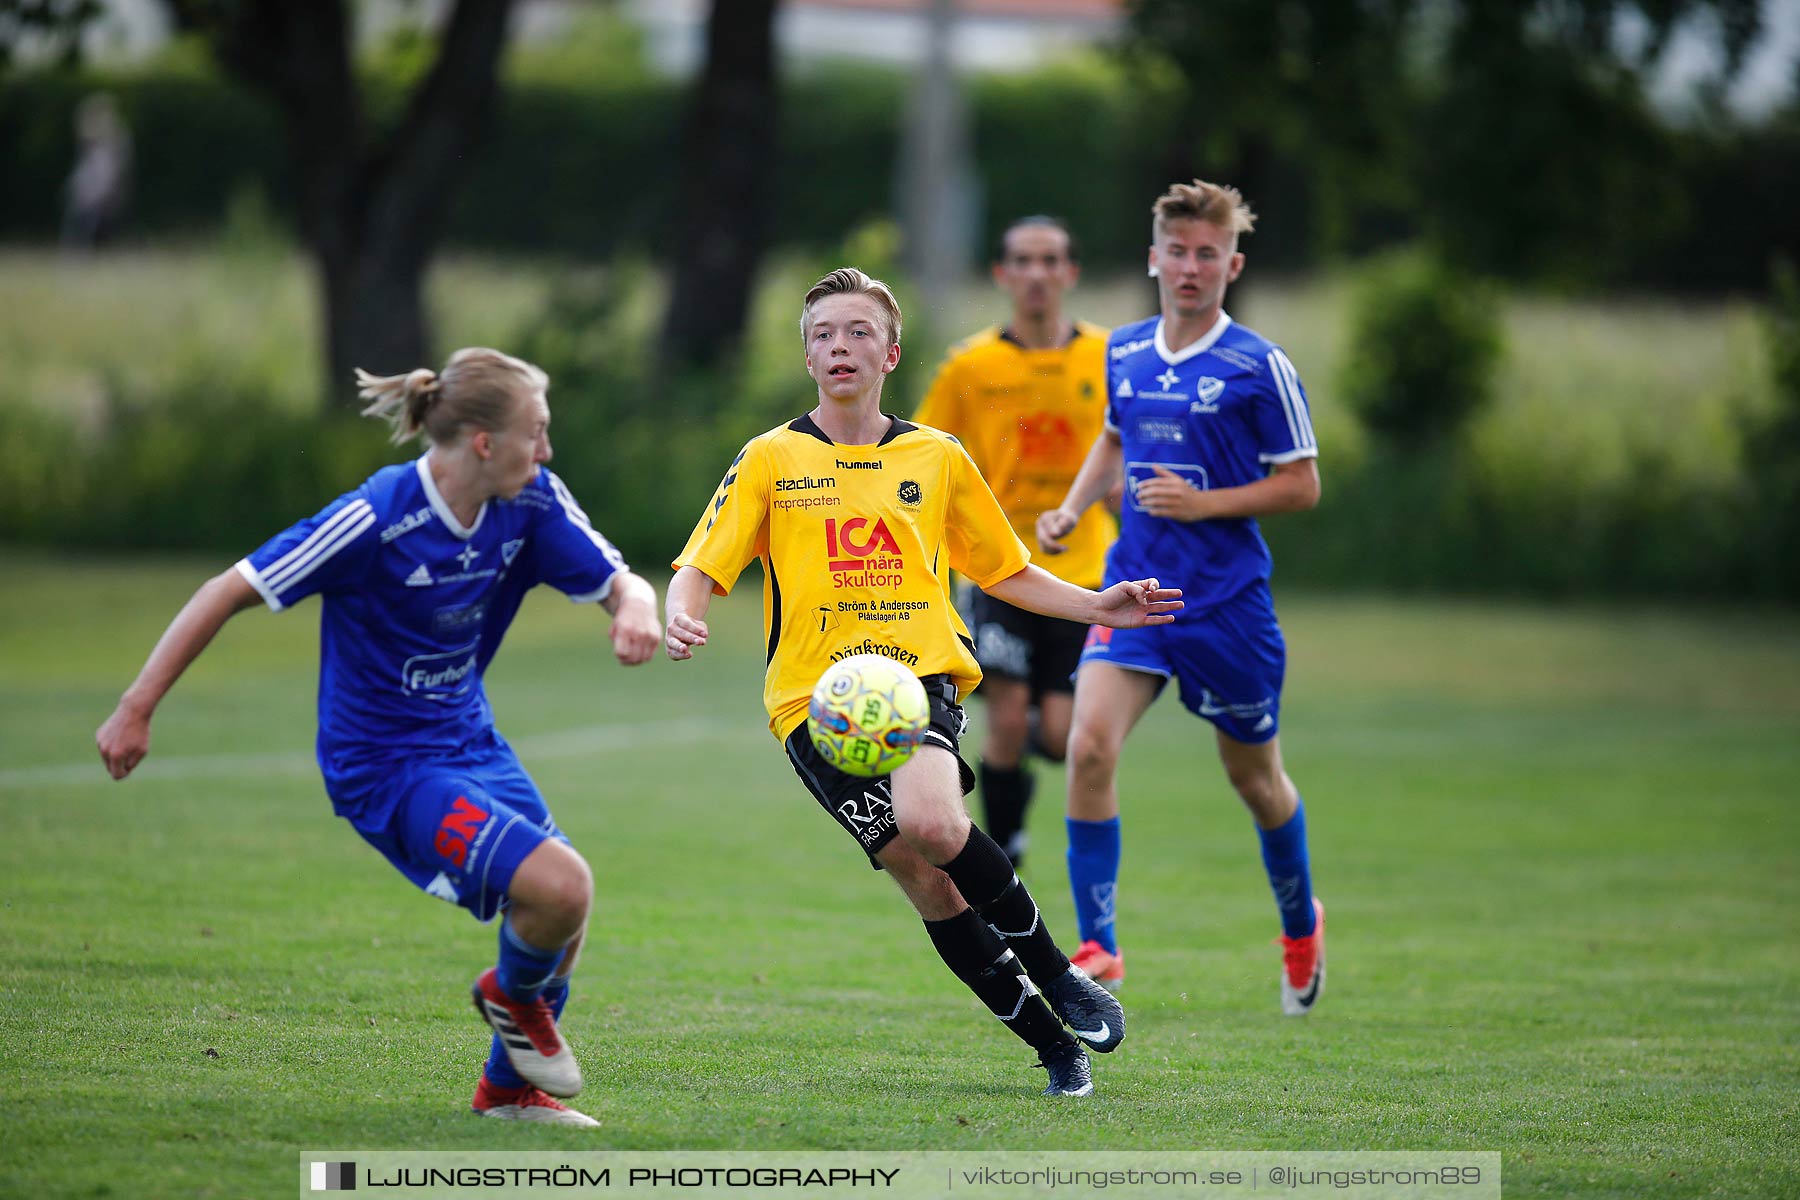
left=0, top=365, right=406, bottom=553
left=1338, top=247, right=1502, bottom=451
left=0, top=50, right=1174, bottom=267
left=1740, top=259, right=1800, bottom=598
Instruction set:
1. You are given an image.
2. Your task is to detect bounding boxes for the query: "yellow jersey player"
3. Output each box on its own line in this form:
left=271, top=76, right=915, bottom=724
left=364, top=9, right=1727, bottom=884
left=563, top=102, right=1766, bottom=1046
left=664, top=268, right=1181, bottom=1097
left=914, top=215, right=1114, bottom=867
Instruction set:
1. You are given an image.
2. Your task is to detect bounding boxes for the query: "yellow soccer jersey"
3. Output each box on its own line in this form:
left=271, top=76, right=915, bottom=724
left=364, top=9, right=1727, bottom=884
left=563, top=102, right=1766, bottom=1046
left=674, top=413, right=1030, bottom=742
left=914, top=322, right=1115, bottom=588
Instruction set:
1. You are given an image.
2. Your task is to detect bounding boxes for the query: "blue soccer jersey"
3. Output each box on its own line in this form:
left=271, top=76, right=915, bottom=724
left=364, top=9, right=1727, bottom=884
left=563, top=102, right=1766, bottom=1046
left=235, top=457, right=626, bottom=814
left=1104, top=313, right=1317, bottom=609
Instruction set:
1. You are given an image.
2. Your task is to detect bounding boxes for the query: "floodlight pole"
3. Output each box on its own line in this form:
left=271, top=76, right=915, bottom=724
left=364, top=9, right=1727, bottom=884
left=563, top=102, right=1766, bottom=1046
left=901, top=0, right=978, bottom=322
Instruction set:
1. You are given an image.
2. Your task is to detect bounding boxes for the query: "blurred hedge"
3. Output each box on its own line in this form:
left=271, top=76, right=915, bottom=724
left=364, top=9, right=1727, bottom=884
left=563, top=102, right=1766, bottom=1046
left=0, top=51, right=1174, bottom=267
left=6, top=41, right=1796, bottom=287
left=5, top=252, right=1793, bottom=604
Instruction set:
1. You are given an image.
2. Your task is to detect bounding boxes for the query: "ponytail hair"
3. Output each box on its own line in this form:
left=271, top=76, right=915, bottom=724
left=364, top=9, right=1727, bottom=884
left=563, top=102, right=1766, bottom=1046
left=356, top=367, right=443, bottom=445
left=356, top=348, right=548, bottom=446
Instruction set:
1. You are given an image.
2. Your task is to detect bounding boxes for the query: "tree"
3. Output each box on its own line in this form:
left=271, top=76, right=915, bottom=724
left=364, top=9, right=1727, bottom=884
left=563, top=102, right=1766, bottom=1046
left=1124, top=0, right=1416, bottom=270
left=1126, top=0, right=1766, bottom=283
left=165, top=0, right=518, bottom=405
left=658, top=0, right=780, bottom=369
left=0, top=0, right=102, bottom=71
left=1418, top=0, right=1763, bottom=281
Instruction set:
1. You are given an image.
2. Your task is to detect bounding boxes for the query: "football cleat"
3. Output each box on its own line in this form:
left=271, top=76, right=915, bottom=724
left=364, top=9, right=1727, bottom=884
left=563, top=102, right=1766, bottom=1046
left=472, top=1076, right=600, bottom=1128
left=1279, top=897, right=1326, bottom=1016
left=1070, top=939, right=1125, bottom=992
left=1036, top=1039, right=1095, bottom=1097
left=1044, top=962, right=1126, bottom=1053
left=471, top=968, right=583, bottom=1097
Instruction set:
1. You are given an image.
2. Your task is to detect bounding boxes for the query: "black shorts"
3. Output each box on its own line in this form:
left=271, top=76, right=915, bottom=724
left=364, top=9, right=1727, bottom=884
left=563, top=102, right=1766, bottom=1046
left=784, top=672, right=976, bottom=867
left=969, top=589, right=1090, bottom=698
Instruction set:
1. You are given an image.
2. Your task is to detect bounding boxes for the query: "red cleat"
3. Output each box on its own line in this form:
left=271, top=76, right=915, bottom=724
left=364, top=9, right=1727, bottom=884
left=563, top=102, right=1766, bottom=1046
left=1279, top=898, right=1326, bottom=1016
left=471, top=967, right=583, bottom=1097
left=1070, top=939, right=1125, bottom=993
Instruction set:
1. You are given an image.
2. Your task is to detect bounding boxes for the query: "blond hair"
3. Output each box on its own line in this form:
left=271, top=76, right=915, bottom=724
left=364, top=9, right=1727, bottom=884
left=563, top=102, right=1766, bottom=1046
left=1153, top=179, right=1258, bottom=239
left=355, top=347, right=548, bottom=446
left=800, top=267, right=903, bottom=347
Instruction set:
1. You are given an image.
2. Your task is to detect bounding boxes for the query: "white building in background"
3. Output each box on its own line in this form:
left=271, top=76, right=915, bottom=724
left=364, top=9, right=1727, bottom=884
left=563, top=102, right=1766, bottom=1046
left=48, top=0, right=1800, bottom=117
left=625, top=0, right=1122, bottom=74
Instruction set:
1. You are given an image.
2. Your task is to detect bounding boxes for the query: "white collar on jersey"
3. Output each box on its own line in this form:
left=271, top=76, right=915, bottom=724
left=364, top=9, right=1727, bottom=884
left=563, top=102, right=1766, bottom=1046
left=1154, top=311, right=1233, bottom=366
left=415, top=454, right=486, bottom=542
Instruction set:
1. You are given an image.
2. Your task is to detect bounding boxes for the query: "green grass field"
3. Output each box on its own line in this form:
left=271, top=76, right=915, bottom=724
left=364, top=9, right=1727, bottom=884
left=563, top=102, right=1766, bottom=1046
left=2, top=556, right=1797, bottom=1197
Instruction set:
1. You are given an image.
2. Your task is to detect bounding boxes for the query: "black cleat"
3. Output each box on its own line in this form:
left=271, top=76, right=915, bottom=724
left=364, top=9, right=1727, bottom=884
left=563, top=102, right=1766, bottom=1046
left=1036, top=1039, right=1094, bottom=1096
left=1045, top=964, right=1126, bottom=1053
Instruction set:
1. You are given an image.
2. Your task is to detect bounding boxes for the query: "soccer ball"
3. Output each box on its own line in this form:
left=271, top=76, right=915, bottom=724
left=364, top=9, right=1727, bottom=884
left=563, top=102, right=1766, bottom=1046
left=807, top=654, right=931, bottom=777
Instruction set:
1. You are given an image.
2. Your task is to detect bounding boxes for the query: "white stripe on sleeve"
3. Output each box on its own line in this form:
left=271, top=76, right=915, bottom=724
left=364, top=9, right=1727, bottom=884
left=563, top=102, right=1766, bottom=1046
left=262, top=500, right=375, bottom=596
left=1269, top=349, right=1315, bottom=452
left=548, top=472, right=626, bottom=571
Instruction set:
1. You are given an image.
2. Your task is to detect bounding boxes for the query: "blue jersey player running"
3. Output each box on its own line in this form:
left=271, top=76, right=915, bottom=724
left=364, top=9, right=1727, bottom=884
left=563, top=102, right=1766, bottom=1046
left=95, top=348, right=662, bottom=1126
left=1036, top=180, right=1326, bottom=1014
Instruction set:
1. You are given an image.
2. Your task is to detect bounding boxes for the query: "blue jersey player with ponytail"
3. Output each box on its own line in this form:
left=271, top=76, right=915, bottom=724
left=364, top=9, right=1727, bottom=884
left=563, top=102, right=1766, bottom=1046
left=96, top=348, right=662, bottom=1126
left=1037, top=180, right=1327, bottom=1014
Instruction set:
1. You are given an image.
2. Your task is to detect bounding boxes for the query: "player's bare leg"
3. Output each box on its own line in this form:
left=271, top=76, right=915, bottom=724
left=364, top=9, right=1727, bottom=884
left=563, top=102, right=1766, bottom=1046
left=1062, top=664, right=1160, bottom=988
left=1217, top=731, right=1323, bottom=1014
left=1215, top=732, right=1297, bottom=829
left=1065, top=664, right=1161, bottom=823
left=1034, top=691, right=1074, bottom=762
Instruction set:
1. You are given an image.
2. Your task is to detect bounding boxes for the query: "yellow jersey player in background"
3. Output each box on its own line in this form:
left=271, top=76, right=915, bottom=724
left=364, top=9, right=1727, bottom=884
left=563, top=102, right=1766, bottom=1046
left=664, top=268, right=1180, bottom=1097
left=915, top=216, right=1115, bottom=867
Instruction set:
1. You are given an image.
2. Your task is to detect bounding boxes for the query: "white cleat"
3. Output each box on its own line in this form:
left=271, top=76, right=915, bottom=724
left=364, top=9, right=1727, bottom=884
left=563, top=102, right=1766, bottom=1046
left=473, top=1077, right=600, bottom=1128
left=472, top=968, right=584, bottom=1097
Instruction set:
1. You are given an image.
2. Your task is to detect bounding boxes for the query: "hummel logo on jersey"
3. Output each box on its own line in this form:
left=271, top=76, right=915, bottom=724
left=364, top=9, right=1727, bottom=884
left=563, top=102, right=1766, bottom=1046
left=1115, top=377, right=1133, bottom=398
left=456, top=545, right=480, bottom=571
left=405, top=564, right=432, bottom=587
left=1156, top=367, right=1181, bottom=391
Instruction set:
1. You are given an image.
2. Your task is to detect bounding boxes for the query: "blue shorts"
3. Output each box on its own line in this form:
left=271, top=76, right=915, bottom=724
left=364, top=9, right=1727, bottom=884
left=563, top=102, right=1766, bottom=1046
left=1077, top=584, right=1286, bottom=744
left=332, top=729, right=565, bottom=922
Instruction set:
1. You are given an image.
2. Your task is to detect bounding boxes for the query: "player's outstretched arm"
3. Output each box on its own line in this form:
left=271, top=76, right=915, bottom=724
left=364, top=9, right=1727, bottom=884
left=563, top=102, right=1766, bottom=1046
left=984, top=564, right=1181, bottom=630
left=1037, top=430, right=1123, bottom=553
left=602, top=571, right=662, bottom=666
left=663, top=565, right=718, bottom=662
left=95, top=568, right=264, bottom=780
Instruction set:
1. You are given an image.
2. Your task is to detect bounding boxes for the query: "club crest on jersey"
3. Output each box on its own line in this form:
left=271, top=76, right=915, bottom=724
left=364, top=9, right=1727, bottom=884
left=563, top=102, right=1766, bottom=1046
left=824, top=516, right=904, bottom=589
left=896, top=479, right=922, bottom=508
left=1190, top=376, right=1226, bottom=414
